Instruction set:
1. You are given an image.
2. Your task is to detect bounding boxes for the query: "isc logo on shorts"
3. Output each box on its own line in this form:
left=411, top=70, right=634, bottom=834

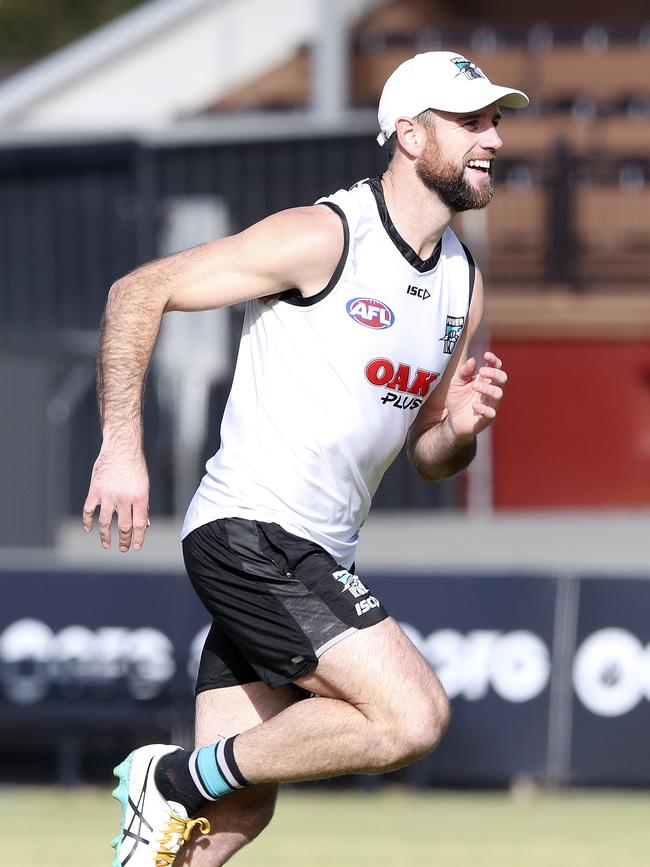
left=355, top=596, right=380, bottom=616
left=333, top=570, right=380, bottom=616
left=346, top=298, right=395, bottom=329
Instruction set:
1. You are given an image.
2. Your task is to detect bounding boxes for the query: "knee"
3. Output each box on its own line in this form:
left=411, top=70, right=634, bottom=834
left=401, top=688, right=451, bottom=760
left=376, top=687, right=451, bottom=769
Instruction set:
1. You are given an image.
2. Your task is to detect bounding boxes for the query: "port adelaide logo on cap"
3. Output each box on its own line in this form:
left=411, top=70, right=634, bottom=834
left=346, top=297, right=395, bottom=329
left=451, top=57, right=486, bottom=81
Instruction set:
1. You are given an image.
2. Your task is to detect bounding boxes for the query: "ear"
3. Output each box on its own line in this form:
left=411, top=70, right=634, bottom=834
left=395, top=116, right=427, bottom=158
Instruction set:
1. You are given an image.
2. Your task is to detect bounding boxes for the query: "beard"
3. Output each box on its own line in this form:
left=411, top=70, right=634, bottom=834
left=415, top=134, right=495, bottom=212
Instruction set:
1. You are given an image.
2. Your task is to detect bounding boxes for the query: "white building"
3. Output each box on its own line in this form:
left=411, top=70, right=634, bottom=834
left=0, top=0, right=388, bottom=139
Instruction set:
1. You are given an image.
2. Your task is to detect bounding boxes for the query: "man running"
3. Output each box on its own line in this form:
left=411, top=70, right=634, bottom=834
left=83, top=51, right=527, bottom=867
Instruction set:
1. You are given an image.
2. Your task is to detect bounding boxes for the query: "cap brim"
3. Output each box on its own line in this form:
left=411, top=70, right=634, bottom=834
left=490, top=86, right=529, bottom=109
left=431, top=82, right=529, bottom=113
left=376, top=77, right=529, bottom=145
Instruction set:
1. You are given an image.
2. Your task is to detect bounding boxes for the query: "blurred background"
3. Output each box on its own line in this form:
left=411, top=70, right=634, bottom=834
left=0, top=1, right=648, bottom=861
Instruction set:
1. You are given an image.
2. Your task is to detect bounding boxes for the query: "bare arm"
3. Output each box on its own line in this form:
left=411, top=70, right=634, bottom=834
left=407, top=269, right=508, bottom=481
left=83, top=205, right=344, bottom=551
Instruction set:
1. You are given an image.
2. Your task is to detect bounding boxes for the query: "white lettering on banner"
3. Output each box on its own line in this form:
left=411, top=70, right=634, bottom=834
left=0, top=618, right=52, bottom=705
left=573, top=628, right=650, bottom=717
left=122, top=628, right=177, bottom=701
left=0, top=618, right=176, bottom=704
left=491, top=631, right=552, bottom=703
left=400, top=624, right=551, bottom=703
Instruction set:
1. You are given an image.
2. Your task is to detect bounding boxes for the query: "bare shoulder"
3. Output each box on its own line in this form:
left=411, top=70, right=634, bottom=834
left=238, top=204, right=341, bottom=251
left=270, top=203, right=343, bottom=238
left=131, top=202, right=346, bottom=313
left=241, top=204, right=344, bottom=298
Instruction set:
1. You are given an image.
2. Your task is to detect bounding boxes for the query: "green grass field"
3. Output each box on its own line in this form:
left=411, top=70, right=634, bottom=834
left=6, top=786, right=649, bottom=866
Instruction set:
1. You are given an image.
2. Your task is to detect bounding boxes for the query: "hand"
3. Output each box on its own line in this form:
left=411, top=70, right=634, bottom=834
left=82, top=449, right=150, bottom=552
left=446, top=351, right=507, bottom=439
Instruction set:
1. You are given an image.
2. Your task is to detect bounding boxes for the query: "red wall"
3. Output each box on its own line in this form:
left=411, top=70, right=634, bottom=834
left=491, top=339, right=650, bottom=507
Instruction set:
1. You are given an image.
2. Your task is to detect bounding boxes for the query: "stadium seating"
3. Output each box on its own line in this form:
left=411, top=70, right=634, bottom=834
left=535, top=45, right=650, bottom=109
left=573, top=186, right=650, bottom=285
left=486, top=187, right=548, bottom=284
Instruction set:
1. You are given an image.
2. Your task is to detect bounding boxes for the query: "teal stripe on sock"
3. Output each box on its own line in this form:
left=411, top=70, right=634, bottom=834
left=196, top=744, right=234, bottom=798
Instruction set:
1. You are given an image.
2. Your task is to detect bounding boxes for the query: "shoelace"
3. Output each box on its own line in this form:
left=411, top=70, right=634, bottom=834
left=155, top=814, right=211, bottom=866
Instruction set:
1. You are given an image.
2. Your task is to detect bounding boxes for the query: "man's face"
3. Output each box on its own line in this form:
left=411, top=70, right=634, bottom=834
left=415, top=104, right=503, bottom=212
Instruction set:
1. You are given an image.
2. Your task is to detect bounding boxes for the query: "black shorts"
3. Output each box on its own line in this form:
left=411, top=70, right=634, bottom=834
left=182, top=517, right=389, bottom=692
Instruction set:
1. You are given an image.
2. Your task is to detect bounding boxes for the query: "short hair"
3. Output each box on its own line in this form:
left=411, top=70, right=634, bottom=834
left=385, top=108, right=437, bottom=166
left=384, top=132, right=398, bottom=163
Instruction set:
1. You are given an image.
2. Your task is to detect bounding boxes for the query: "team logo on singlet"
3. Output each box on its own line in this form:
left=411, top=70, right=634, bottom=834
left=346, top=298, right=395, bottom=329
left=440, top=315, right=465, bottom=354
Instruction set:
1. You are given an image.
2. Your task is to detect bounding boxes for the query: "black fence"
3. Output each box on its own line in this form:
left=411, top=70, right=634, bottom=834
left=1, top=565, right=648, bottom=787
left=0, top=136, right=385, bottom=332
left=2, top=132, right=648, bottom=333
left=1, top=132, right=648, bottom=544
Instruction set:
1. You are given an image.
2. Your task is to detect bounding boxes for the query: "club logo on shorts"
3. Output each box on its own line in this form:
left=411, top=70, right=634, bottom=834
left=440, top=315, right=465, bottom=354
left=346, top=298, right=395, bottom=329
left=332, top=569, right=370, bottom=599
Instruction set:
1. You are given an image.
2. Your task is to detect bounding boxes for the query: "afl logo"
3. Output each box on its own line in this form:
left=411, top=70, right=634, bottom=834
left=346, top=298, right=395, bottom=329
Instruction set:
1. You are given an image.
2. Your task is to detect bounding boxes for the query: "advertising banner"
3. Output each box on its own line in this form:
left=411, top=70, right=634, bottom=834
left=1, top=567, right=648, bottom=785
left=569, top=576, right=650, bottom=784
left=0, top=569, right=205, bottom=728
left=0, top=568, right=558, bottom=785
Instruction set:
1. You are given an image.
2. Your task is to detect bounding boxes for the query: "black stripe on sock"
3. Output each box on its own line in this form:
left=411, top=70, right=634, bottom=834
left=223, top=736, right=250, bottom=788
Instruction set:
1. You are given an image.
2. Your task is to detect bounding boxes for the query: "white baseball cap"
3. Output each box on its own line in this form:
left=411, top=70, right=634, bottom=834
left=377, top=51, right=529, bottom=145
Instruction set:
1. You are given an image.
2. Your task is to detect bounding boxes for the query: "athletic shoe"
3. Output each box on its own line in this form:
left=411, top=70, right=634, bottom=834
left=111, top=744, right=210, bottom=867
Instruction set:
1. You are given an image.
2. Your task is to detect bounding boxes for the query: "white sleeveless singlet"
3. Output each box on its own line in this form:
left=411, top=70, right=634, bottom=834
left=182, top=178, right=475, bottom=568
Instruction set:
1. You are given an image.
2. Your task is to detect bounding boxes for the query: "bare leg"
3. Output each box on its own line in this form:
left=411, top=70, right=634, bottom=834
left=176, top=681, right=300, bottom=867
left=233, top=618, right=450, bottom=784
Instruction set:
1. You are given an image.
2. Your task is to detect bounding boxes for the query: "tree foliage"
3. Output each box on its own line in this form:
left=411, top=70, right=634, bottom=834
left=0, top=0, right=149, bottom=64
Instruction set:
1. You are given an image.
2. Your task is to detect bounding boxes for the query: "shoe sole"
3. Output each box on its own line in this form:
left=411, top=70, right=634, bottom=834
left=111, top=751, right=135, bottom=867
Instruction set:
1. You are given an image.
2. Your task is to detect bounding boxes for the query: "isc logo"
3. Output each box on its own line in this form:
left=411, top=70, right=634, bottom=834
left=355, top=596, right=380, bottom=616
left=346, top=297, right=395, bottom=329
left=406, top=284, right=431, bottom=300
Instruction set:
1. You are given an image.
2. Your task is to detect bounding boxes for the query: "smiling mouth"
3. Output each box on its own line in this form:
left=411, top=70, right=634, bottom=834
left=466, top=159, right=492, bottom=175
